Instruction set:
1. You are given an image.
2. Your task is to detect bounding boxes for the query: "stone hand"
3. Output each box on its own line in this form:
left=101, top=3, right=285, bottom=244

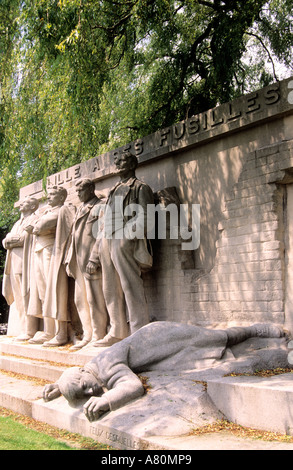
left=24, top=224, right=34, bottom=233
left=83, top=396, right=110, bottom=422
left=86, top=260, right=100, bottom=274
left=43, top=383, right=61, bottom=402
left=5, top=235, right=18, bottom=243
left=4, top=235, right=22, bottom=249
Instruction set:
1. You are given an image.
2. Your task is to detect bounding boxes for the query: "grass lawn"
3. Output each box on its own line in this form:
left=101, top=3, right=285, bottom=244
left=0, top=407, right=114, bottom=451
left=0, top=416, right=76, bottom=450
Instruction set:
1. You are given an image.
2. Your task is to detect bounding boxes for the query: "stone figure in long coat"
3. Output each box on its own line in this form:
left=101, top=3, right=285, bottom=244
left=41, top=202, right=76, bottom=346
left=27, top=186, right=70, bottom=346
left=2, top=196, right=39, bottom=340
left=94, top=151, right=154, bottom=347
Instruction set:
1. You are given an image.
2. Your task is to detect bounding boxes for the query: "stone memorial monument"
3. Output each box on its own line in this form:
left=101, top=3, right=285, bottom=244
left=0, top=77, right=293, bottom=448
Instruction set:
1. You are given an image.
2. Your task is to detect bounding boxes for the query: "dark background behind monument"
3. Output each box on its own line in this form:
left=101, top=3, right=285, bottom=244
left=0, top=229, right=9, bottom=328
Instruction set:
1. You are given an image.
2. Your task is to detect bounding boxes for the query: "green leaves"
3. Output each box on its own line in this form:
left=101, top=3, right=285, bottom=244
left=0, top=0, right=292, bottom=230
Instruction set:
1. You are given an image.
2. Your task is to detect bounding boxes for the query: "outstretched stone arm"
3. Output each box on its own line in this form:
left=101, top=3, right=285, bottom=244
left=43, top=364, right=145, bottom=422
left=83, top=366, right=145, bottom=422
left=102, top=367, right=145, bottom=411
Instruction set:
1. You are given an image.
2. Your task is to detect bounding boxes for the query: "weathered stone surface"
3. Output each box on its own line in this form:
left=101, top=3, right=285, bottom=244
left=11, top=76, right=293, bottom=330
left=1, top=335, right=293, bottom=450
left=208, top=373, right=293, bottom=435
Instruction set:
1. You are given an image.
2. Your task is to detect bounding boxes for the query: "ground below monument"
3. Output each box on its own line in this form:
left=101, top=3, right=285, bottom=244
left=1, top=335, right=293, bottom=450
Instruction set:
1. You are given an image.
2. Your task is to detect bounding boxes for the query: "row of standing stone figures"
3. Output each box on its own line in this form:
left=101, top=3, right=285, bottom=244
left=2, top=151, right=155, bottom=350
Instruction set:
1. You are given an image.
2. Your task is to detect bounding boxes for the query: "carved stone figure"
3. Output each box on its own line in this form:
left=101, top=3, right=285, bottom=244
left=41, top=201, right=76, bottom=347
left=27, top=186, right=70, bottom=345
left=65, top=178, right=109, bottom=350
left=95, top=151, right=154, bottom=347
left=2, top=196, right=39, bottom=341
left=43, top=321, right=284, bottom=422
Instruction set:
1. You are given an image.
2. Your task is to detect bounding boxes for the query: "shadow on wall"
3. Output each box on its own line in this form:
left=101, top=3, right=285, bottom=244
left=176, top=139, right=246, bottom=273
left=137, top=137, right=249, bottom=324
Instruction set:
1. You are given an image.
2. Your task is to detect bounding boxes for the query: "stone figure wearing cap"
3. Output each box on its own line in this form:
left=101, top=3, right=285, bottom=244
left=93, top=151, right=154, bottom=347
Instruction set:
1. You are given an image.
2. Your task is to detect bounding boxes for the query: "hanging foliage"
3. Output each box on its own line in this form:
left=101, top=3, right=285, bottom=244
left=0, top=0, right=292, bottom=229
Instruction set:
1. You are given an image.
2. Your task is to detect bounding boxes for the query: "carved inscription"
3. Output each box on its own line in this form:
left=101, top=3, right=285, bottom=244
left=90, top=426, right=140, bottom=449
left=46, top=82, right=282, bottom=187
left=158, top=84, right=280, bottom=147
left=48, top=162, right=92, bottom=187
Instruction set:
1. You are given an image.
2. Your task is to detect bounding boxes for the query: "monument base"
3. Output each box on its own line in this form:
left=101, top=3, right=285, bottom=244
left=0, top=335, right=293, bottom=450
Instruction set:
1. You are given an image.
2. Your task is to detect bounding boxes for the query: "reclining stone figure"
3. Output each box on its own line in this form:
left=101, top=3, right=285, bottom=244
left=43, top=321, right=284, bottom=422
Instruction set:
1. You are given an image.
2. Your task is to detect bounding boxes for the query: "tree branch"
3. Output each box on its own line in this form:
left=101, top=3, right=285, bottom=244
left=246, top=31, right=278, bottom=82
left=196, top=0, right=220, bottom=10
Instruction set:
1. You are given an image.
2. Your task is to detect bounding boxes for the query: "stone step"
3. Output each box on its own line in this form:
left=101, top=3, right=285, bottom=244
left=0, top=371, right=43, bottom=418
left=0, top=336, right=99, bottom=367
left=0, top=353, right=66, bottom=383
left=0, top=336, right=102, bottom=383
left=207, top=373, right=293, bottom=436
left=1, top=370, right=293, bottom=450
left=2, top=336, right=293, bottom=450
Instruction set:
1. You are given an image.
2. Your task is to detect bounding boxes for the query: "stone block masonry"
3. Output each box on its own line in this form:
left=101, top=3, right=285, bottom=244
left=185, top=140, right=293, bottom=328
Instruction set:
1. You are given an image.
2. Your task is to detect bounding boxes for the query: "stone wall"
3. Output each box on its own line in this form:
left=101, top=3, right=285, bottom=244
left=12, top=77, right=293, bottom=331
left=185, top=140, right=293, bottom=329
left=142, top=140, right=293, bottom=329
